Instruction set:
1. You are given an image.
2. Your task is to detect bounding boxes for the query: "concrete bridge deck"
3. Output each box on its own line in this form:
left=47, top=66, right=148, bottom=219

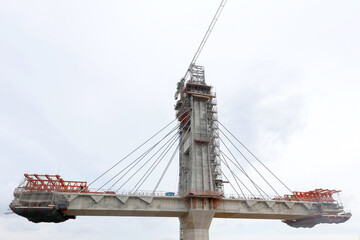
left=59, top=192, right=329, bottom=221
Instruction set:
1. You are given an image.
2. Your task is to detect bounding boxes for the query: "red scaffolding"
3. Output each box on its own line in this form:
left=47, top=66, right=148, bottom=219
left=23, top=174, right=88, bottom=193
left=273, top=189, right=340, bottom=202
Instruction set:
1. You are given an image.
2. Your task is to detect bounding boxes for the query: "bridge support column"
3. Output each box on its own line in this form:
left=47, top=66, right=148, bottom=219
left=179, top=210, right=215, bottom=240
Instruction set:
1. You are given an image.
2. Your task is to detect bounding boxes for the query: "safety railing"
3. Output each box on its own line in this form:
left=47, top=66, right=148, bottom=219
left=14, top=186, right=337, bottom=204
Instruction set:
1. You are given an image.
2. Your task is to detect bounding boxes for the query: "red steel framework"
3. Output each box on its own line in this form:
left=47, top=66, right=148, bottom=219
left=273, top=189, right=341, bottom=202
left=23, top=174, right=88, bottom=193
left=22, top=174, right=341, bottom=203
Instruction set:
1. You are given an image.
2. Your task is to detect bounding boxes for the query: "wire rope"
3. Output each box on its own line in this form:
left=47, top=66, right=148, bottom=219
left=132, top=134, right=180, bottom=193
left=219, top=151, right=256, bottom=198
left=219, top=154, right=246, bottom=198
left=116, top=119, right=191, bottom=192
left=96, top=122, right=181, bottom=191
left=218, top=165, right=241, bottom=197
left=152, top=142, right=179, bottom=194
left=111, top=129, right=180, bottom=192
left=83, top=115, right=185, bottom=192
left=132, top=117, right=192, bottom=193
left=218, top=121, right=295, bottom=195
left=219, top=128, right=281, bottom=198
left=219, top=137, right=266, bottom=198
left=152, top=121, right=192, bottom=194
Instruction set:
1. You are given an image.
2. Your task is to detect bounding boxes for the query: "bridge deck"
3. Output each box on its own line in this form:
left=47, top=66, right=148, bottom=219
left=59, top=193, right=326, bottom=220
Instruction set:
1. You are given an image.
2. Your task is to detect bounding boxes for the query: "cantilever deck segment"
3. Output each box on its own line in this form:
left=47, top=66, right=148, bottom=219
left=61, top=193, right=322, bottom=220
left=63, top=194, right=188, bottom=217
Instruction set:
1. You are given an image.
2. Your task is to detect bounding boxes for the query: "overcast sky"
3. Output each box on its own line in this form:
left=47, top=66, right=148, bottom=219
left=1, top=0, right=360, bottom=239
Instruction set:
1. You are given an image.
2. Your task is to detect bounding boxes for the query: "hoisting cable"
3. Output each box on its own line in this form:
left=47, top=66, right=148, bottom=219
left=219, top=128, right=282, bottom=198
left=218, top=121, right=295, bottom=196
left=183, top=0, right=228, bottom=80
left=133, top=117, right=192, bottom=193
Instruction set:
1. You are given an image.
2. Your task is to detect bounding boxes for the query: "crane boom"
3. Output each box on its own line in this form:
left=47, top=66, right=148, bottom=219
left=183, top=0, right=228, bottom=80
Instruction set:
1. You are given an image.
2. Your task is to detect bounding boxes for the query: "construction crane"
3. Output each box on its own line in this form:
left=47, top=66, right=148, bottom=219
left=175, top=0, right=227, bottom=100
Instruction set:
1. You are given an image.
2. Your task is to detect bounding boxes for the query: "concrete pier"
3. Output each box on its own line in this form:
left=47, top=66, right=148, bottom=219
left=180, top=210, right=215, bottom=240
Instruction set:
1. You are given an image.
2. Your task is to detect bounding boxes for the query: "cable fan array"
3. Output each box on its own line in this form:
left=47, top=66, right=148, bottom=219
left=81, top=0, right=293, bottom=199
left=86, top=107, right=294, bottom=200
left=214, top=121, right=295, bottom=200
left=85, top=110, right=192, bottom=195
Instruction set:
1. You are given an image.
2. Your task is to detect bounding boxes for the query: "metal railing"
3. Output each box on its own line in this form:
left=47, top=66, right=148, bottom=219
left=13, top=186, right=328, bottom=204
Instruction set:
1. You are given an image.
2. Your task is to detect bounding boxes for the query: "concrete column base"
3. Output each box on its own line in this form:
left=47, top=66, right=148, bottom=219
left=180, top=209, right=215, bottom=240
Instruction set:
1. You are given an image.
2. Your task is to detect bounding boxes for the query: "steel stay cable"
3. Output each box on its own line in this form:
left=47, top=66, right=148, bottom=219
left=132, top=133, right=180, bottom=193
left=132, top=118, right=192, bottom=193
left=104, top=120, right=186, bottom=191
left=102, top=145, right=158, bottom=192
left=152, top=121, right=192, bottom=194
left=219, top=148, right=271, bottom=199
left=219, top=153, right=246, bottom=198
left=84, top=111, right=189, bottom=191
left=219, top=128, right=281, bottom=198
left=135, top=119, right=190, bottom=192
left=217, top=164, right=241, bottom=198
left=96, top=122, right=181, bottom=192
left=130, top=136, right=176, bottom=192
left=116, top=128, right=181, bottom=192
left=219, top=151, right=255, bottom=198
left=218, top=137, right=265, bottom=198
left=111, top=131, right=179, bottom=192
left=218, top=121, right=295, bottom=196
left=98, top=111, right=191, bottom=192
left=152, top=140, right=179, bottom=194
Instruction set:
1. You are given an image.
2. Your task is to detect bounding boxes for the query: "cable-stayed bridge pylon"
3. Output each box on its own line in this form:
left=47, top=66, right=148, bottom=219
left=9, top=64, right=351, bottom=240
left=9, top=1, right=351, bottom=239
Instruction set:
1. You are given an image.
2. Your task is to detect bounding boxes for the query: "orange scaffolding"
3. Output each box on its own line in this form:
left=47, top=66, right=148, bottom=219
left=273, top=189, right=340, bottom=202
left=23, top=174, right=88, bottom=193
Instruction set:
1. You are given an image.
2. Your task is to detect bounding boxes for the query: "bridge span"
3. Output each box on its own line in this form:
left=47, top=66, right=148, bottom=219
left=9, top=64, right=351, bottom=239
left=58, top=192, right=339, bottom=220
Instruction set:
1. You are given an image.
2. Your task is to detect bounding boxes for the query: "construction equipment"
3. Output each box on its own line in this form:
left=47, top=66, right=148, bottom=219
left=176, top=0, right=228, bottom=100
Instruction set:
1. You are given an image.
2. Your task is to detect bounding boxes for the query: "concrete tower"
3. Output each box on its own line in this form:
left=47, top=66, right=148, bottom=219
left=175, top=64, right=224, bottom=240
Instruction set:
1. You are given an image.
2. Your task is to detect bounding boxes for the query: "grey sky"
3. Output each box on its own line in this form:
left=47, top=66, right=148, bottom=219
left=1, top=0, right=359, bottom=239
